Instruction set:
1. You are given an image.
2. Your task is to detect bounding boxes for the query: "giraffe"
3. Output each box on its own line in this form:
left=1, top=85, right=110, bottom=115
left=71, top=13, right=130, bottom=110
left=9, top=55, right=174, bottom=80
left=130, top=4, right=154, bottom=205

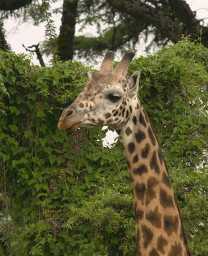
left=58, top=52, right=190, bottom=256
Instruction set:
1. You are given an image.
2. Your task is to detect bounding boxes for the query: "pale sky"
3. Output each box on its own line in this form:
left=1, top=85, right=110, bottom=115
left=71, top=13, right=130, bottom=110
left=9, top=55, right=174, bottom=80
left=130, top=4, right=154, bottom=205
left=4, top=0, right=208, bottom=65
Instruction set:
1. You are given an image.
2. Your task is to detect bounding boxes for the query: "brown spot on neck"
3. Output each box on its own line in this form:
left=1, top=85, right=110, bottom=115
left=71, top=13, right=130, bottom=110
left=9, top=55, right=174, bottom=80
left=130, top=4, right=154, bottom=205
left=168, top=242, right=183, bottom=256
left=150, top=151, right=160, bottom=174
left=139, top=112, right=147, bottom=127
left=141, top=224, right=153, bottom=248
left=141, top=143, right=150, bottom=158
left=146, top=207, right=162, bottom=228
left=128, top=142, right=135, bottom=154
left=133, top=154, right=139, bottom=163
left=157, top=235, right=168, bottom=254
left=135, top=207, right=144, bottom=220
left=145, top=177, right=158, bottom=205
left=133, top=164, right=148, bottom=175
left=160, top=188, right=174, bottom=208
left=135, top=130, right=146, bottom=143
left=135, top=183, right=145, bottom=203
left=149, top=248, right=160, bottom=256
left=132, top=115, right=137, bottom=125
left=164, top=215, right=179, bottom=235
left=125, top=127, right=132, bottom=135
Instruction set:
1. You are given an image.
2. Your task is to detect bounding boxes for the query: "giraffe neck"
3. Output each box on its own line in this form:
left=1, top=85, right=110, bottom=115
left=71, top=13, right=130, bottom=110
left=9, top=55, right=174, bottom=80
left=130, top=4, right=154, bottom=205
left=120, top=102, right=190, bottom=256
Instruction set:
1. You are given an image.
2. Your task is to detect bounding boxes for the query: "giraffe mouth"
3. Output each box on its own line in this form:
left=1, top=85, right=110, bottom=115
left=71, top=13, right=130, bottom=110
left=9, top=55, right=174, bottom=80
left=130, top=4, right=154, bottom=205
left=58, top=116, right=82, bottom=130
left=70, top=122, right=81, bottom=129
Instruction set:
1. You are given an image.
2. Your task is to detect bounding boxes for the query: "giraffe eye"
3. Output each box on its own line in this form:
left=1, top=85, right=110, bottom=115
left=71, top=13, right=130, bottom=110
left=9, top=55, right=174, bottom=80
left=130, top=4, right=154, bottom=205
left=106, top=93, right=122, bottom=103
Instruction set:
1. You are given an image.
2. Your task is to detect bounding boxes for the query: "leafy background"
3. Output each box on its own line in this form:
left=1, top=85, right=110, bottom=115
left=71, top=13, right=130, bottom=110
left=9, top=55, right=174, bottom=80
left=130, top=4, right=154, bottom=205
left=0, top=40, right=208, bottom=256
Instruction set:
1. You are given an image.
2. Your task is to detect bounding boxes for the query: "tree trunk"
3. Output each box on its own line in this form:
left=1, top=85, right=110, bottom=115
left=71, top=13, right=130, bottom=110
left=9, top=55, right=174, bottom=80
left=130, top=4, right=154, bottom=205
left=0, top=21, right=9, bottom=51
left=57, top=0, right=78, bottom=61
left=23, top=44, right=45, bottom=67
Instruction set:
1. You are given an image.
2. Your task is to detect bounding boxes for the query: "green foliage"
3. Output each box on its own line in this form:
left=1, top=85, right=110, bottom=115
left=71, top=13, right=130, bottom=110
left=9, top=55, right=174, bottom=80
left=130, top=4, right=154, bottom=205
left=173, top=169, right=208, bottom=256
left=0, top=40, right=208, bottom=255
left=130, top=39, right=208, bottom=169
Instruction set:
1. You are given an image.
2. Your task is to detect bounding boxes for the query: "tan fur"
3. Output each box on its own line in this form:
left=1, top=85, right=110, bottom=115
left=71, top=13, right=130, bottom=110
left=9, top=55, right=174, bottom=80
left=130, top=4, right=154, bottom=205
left=121, top=104, right=189, bottom=256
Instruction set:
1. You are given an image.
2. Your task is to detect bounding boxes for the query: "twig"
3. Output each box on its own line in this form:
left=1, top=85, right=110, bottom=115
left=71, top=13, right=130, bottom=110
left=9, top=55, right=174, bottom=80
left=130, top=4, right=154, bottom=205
left=23, top=43, right=45, bottom=67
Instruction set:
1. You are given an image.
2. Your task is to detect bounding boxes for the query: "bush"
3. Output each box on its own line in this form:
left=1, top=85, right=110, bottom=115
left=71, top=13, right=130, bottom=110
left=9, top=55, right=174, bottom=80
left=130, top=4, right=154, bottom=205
left=0, top=40, right=208, bottom=255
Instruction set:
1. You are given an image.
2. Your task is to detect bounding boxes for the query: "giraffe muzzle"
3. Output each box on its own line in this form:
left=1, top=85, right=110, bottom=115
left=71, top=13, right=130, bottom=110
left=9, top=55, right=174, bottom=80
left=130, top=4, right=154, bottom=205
left=58, top=107, right=83, bottom=130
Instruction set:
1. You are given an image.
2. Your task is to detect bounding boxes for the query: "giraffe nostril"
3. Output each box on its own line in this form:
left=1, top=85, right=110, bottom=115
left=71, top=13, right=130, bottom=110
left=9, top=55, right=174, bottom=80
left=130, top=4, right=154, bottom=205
left=66, top=110, right=73, bottom=117
left=79, top=102, right=84, bottom=108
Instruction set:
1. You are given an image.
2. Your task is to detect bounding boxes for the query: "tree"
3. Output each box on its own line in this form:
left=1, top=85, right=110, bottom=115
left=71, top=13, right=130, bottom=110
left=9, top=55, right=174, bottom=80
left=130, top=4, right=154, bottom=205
left=57, top=0, right=78, bottom=60
left=40, top=0, right=208, bottom=60
left=0, top=0, right=34, bottom=51
left=2, top=0, right=208, bottom=61
left=0, top=0, right=32, bottom=11
left=0, top=20, right=9, bottom=50
left=73, top=0, right=208, bottom=55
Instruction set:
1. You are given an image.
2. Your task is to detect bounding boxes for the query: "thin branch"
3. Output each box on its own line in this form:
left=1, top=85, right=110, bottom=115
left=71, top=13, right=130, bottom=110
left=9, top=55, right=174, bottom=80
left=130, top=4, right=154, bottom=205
left=23, top=43, right=45, bottom=67
left=0, top=0, right=32, bottom=11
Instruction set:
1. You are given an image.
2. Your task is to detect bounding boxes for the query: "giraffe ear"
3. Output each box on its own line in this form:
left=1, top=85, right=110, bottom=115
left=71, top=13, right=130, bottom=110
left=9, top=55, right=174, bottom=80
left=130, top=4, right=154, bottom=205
left=113, top=52, right=134, bottom=80
left=128, top=71, right=141, bottom=97
left=100, top=51, right=114, bottom=73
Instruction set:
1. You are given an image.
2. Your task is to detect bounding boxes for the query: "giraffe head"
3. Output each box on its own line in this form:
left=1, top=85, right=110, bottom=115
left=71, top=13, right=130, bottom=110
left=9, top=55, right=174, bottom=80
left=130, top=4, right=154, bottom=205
left=58, top=52, right=141, bottom=130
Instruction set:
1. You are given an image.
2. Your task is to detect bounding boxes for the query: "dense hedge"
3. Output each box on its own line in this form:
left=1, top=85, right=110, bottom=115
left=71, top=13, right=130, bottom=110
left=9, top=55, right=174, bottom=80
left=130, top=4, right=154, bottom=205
left=0, top=40, right=208, bottom=256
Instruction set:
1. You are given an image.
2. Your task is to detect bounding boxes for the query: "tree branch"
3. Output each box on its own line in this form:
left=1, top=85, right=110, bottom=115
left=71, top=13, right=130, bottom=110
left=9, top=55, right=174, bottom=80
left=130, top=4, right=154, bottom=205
left=106, top=0, right=208, bottom=46
left=74, top=20, right=147, bottom=54
left=0, top=0, right=32, bottom=11
left=23, top=44, right=45, bottom=67
left=0, top=20, right=9, bottom=51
